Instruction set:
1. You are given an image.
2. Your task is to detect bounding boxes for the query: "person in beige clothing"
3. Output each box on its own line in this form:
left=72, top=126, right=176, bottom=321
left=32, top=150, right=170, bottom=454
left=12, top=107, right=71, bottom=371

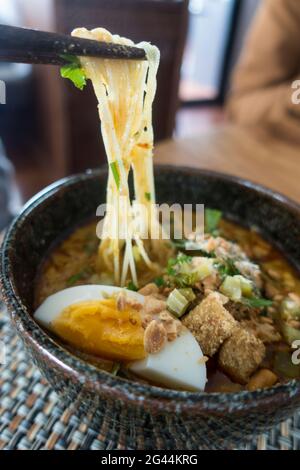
left=227, top=0, right=300, bottom=144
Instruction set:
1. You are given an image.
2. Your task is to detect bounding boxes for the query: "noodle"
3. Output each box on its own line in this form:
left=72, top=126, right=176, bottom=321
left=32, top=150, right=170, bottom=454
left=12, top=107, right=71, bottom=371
left=71, top=28, right=170, bottom=286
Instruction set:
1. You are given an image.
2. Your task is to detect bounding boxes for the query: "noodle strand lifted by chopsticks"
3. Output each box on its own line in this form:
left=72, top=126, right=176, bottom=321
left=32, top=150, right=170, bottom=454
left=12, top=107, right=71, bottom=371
left=72, top=27, right=171, bottom=286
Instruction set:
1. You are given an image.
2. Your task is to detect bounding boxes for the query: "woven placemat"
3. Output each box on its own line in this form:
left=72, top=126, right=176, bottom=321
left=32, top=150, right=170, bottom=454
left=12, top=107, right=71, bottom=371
left=0, top=306, right=299, bottom=450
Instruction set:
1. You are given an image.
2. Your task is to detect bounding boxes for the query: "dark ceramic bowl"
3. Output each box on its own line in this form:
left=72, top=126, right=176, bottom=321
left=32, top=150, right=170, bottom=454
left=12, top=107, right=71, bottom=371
left=1, top=166, right=300, bottom=450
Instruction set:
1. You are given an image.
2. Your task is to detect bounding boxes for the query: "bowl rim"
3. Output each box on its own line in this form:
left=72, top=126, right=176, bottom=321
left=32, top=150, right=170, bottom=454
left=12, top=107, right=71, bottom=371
left=1, top=165, right=300, bottom=415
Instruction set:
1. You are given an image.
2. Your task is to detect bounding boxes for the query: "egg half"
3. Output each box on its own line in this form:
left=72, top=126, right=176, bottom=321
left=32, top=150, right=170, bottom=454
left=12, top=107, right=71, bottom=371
left=129, top=329, right=207, bottom=391
left=34, top=285, right=146, bottom=361
left=34, top=285, right=207, bottom=391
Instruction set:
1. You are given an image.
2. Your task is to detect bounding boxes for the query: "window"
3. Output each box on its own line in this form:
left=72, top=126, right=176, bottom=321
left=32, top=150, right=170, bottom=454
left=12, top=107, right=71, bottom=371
left=180, top=0, right=239, bottom=104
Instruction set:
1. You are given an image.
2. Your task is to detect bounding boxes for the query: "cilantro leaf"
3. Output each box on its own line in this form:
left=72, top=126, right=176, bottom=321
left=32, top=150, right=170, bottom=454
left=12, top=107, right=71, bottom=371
left=176, top=253, right=192, bottom=264
left=60, top=55, right=87, bottom=90
left=154, top=277, right=165, bottom=287
left=126, top=281, right=138, bottom=291
left=216, top=258, right=240, bottom=279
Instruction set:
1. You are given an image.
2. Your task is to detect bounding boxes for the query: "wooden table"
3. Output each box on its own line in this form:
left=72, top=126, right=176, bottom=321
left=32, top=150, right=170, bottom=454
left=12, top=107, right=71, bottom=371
left=155, top=124, right=300, bottom=203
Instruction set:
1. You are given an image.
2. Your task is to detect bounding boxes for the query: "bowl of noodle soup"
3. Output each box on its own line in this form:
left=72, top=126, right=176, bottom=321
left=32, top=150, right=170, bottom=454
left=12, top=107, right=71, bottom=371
left=1, top=165, right=300, bottom=450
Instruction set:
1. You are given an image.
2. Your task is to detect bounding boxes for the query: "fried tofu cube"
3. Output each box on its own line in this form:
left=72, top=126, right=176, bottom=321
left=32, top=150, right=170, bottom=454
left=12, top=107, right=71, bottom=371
left=182, top=294, right=237, bottom=356
left=218, top=327, right=265, bottom=384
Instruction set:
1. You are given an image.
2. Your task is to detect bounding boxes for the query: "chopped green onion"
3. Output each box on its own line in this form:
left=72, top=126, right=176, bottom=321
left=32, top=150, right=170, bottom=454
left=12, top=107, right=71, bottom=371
left=235, top=275, right=253, bottom=297
left=220, top=274, right=269, bottom=306
left=281, top=323, right=300, bottom=345
left=220, top=275, right=242, bottom=301
left=205, top=208, right=222, bottom=234
left=126, top=281, right=138, bottom=291
left=178, top=288, right=196, bottom=302
left=279, top=296, right=300, bottom=344
left=194, top=258, right=215, bottom=280
left=280, top=297, right=300, bottom=320
left=110, top=162, right=120, bottom=189
left=167, top=288, right=191, bottom=317
left=145, top=192, right=151, bottom=201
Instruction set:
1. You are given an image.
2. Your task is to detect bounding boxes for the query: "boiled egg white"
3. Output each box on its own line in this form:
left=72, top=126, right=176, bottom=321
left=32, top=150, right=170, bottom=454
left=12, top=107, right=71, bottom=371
left=129, top=330, right=207, bottom=392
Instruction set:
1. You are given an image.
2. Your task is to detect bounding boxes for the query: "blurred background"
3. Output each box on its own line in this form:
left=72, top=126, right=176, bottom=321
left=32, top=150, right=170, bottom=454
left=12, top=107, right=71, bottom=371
left=0, top=0, right=262, bottom=223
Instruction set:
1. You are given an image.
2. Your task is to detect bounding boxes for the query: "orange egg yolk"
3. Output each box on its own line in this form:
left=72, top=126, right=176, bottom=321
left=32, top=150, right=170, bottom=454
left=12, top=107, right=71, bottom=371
left=52, top=297, right=145, bottom=361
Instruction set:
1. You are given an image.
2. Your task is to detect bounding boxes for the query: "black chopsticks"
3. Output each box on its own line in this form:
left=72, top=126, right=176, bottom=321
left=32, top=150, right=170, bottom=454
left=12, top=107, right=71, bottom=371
left=0, top=25, right=146, bottom=66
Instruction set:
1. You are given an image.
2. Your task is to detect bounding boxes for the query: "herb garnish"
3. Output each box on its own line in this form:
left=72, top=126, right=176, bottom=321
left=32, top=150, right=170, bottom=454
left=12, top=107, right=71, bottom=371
left=60, top=54, right=87, bottom=90
left=217, top=258, right=240, bottom=279
left=166, top=253, right=200, bottom=288
left=154, top=277, right=165, bottom=287
left=126, top=281, right=138, bottom=291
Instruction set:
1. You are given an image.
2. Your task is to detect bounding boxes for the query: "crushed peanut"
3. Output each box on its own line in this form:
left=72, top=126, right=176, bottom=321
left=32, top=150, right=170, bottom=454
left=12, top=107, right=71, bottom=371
left=144, top=320, right=167, bottom=354
left=116, top=291, right=142, bottom=311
